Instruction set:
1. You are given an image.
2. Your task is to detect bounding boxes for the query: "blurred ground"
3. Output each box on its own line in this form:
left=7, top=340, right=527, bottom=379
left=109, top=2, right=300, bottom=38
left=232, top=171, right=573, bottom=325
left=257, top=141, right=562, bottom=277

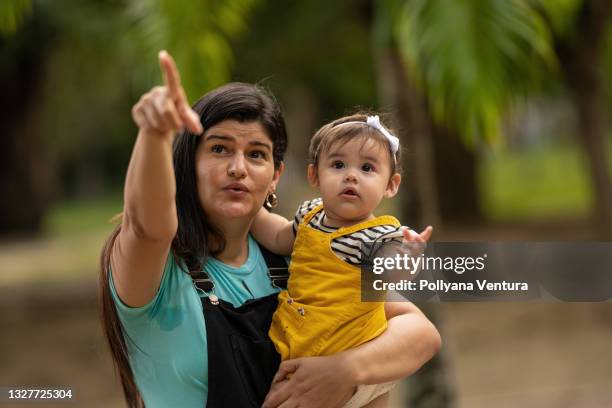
left=0, top=280, right=119, bottom=408
left=440, top=302, right=612, bottom=408
left=1, top=220, right=611, bottom=408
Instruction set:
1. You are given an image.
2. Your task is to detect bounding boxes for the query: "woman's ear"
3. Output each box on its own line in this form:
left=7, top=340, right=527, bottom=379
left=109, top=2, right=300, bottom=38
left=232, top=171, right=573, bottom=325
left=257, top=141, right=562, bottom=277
left=384, top=173, right=401, bottom=198
left=307, top=164, right=319, bottom=187
left=271, top=162, right=285, bottom=191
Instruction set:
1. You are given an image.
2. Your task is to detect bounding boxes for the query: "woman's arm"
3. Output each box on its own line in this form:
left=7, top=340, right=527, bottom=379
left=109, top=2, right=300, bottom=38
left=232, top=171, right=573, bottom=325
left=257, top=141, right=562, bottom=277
left=347, top=302, right=441, bottom=383
left=251, top=207, right=295, bottom=255
left=262, top=302, right=441, bottom=408
left=111, top=51, right=203, bottom=307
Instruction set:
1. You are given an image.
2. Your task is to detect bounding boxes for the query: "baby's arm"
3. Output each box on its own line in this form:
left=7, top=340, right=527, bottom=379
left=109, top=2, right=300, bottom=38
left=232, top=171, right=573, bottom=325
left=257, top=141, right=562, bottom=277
left=251, top=208, right=296, bottom=256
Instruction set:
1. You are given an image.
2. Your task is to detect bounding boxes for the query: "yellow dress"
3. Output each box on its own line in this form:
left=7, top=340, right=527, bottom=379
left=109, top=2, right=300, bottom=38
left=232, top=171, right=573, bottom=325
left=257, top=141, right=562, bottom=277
left=268, top=203, right=401, bottom=360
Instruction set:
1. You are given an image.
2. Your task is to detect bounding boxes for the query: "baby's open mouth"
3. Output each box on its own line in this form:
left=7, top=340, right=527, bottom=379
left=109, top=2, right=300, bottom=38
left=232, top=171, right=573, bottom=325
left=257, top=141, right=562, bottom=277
left=341, top=187, right=359, bottom=197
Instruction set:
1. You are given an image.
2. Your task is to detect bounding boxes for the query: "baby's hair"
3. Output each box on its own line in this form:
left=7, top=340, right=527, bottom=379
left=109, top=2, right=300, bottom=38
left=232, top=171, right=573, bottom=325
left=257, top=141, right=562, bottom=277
left=308, top=112, right=402, bottom=175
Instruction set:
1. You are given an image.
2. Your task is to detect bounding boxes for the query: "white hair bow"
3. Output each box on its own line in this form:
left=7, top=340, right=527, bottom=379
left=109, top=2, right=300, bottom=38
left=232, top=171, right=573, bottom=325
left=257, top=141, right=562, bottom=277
left=340, top=115, right=399, bottom=154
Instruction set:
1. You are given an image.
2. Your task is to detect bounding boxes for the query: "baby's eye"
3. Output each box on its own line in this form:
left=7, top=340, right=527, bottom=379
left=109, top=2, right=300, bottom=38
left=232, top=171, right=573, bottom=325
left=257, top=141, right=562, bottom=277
left=249, top=150, right=267, bottom=160
left=332, top=161, right=345, bottom=169
left=211, top=144, right=227, bottom=154
left=361, top=163, right=375, bottom=172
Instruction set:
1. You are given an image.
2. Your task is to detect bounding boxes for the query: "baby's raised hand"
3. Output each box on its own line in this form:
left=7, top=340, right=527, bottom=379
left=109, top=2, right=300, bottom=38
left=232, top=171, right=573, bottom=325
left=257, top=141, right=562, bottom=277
left=399, top=226, right=433, bottom=268
left=402, top=225, right=433, bottom=243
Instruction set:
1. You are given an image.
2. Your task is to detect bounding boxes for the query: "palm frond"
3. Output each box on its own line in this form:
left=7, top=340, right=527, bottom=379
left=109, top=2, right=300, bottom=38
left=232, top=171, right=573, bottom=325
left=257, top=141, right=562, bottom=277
left=126, top=0, right=258, bottom=100
left=532, top=0, right=582, bottom=39
left=396, top=0, right=556, bottom=145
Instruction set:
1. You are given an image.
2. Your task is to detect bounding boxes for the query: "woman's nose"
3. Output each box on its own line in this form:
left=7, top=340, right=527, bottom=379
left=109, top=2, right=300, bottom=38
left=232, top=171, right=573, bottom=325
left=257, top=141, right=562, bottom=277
left=227, top=153, right=247, bottom=179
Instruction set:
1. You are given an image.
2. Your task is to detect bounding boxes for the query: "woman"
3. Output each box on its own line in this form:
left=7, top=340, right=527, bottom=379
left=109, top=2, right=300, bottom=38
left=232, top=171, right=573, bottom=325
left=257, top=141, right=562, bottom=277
left=99, top=51, right=441, bottom=408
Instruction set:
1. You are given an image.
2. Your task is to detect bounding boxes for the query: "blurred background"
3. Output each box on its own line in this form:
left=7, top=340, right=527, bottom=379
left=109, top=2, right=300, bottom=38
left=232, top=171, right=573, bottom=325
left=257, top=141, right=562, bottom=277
left=1, top=0, right=611, bottom=407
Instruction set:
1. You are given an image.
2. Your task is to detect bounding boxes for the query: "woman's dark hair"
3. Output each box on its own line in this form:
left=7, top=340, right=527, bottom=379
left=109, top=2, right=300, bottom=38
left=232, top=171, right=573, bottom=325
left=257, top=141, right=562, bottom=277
left=173, top=82, right=287, bottom=270
left=99, top=83, right=287, bottom=407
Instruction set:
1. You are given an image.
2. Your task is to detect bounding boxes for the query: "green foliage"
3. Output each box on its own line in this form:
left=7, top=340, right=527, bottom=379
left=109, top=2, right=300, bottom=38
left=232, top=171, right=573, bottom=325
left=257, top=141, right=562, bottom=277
left=480, top=142, right=597, bottom=220
left=0, top=0, right=31, bottom=35
left=534, top=0, right=582, bottom=39
left=126, top=0, right=258, bottom=100
left=395, top=0, right=557, bottom=145
left=231, top=0, right=377, bottom=116
left=3, top=0, right=258, bottom=197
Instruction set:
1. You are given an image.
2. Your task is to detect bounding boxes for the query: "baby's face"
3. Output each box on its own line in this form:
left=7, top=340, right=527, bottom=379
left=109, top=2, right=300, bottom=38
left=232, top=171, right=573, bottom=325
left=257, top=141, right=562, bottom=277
left=312, top=137, right=398, bottom=226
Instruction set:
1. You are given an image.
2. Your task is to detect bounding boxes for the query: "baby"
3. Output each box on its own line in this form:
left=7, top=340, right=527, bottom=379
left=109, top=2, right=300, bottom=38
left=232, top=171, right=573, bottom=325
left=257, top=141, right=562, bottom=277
left=252, top=113, right=432, bottom=407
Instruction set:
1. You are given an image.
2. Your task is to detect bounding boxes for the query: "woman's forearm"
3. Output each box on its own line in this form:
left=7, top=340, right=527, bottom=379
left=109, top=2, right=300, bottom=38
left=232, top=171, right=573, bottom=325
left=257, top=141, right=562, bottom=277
left=340, top=303, right=441, bottom=385
left=123, top=52, right=202, bottom=241
left=111, top=51, right=202, bottom=308
left=124, top=129, right=178, bottom=240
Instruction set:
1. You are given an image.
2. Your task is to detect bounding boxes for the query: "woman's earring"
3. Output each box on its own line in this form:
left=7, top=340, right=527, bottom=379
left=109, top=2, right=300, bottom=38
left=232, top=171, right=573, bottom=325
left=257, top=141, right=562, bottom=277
left=264, top=191, right=278, bottom=210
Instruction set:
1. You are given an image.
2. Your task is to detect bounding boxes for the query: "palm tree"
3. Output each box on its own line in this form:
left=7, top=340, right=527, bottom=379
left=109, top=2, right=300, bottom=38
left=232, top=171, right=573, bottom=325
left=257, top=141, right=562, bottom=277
left=372, top=2, right=563, bottom=407
left=392, top=0, right=612, bottom=238
left=372, top=0, right=441, bottom=231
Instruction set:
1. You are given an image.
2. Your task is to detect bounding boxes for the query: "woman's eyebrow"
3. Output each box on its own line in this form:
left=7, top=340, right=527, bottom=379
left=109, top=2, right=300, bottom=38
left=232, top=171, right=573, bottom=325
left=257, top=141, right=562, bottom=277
left=203, top=134, right=271, bottom=151
left=249, top=140, right=272, bottom=152
left=204, top=134, right=235, bottom=142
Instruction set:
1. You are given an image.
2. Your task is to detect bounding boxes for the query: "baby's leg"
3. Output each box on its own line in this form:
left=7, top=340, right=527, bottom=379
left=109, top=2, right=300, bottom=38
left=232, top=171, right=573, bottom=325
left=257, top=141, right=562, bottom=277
left=361, top=392, right=389, bottom=408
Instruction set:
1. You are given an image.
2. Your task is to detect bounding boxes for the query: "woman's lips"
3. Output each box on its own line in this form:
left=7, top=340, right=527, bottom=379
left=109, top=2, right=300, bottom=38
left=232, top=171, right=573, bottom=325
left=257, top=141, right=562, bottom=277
left=224, top=189, right=248, bottom=198
left=224, top=182, right=249, bottom=198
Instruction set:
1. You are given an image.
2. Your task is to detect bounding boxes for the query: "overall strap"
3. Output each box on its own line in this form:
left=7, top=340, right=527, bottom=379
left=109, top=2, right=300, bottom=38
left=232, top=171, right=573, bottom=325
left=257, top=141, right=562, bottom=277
left=258, top=243, right=289, bottom=289
left=191, top=243, right=289, bottom=293
left=301, top=203, right=325, bottom=226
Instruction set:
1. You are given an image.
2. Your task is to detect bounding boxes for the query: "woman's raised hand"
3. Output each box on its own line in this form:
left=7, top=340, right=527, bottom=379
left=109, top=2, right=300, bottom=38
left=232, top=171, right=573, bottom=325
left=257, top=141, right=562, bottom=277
left=131, top=50, right=204, bottom=136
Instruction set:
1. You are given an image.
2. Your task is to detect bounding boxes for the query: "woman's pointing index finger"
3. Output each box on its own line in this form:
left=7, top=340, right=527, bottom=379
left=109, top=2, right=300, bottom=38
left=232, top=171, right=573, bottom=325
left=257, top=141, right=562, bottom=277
left=157, top=50, right=203, bottom=134
left=158, top=50, right=182, bottom=97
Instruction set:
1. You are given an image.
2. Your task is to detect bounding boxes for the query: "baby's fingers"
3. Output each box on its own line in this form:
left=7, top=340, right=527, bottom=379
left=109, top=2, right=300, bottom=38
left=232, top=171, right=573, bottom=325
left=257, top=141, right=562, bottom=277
left=401, top=227, right=416, bottom=241
left=402, top=227, right=424, bottom=243
left=419, top=226, right=433, bottom=242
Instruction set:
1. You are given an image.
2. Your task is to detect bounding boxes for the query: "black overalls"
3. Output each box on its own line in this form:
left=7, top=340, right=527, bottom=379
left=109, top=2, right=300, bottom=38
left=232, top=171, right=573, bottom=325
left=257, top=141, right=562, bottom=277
left=193, top=245, right=289, bottom=408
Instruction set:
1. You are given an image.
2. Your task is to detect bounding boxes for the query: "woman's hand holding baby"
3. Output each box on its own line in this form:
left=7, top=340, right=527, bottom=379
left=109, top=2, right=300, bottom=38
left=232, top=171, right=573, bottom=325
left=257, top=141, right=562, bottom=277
left=262, top=354, right=357, bottom=408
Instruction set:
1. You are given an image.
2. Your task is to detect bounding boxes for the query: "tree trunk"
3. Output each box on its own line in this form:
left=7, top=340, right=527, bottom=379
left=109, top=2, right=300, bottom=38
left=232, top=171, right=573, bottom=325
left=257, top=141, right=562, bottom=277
left=432, top=124, right=482, bottom=225
left=555, top=0, right=612, bottom=239
left=371, top=5, right=455, bottom=407
left=0, top=13, right=55, bottom=236
left=573, top=79, right=612, bottom=239
left=374, top=45, right=442, bottom=231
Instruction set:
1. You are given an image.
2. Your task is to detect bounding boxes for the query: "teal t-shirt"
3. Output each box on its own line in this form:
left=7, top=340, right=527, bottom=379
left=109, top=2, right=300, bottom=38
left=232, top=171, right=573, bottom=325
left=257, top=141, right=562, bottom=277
left=109, top=235, right=280, bottom=408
